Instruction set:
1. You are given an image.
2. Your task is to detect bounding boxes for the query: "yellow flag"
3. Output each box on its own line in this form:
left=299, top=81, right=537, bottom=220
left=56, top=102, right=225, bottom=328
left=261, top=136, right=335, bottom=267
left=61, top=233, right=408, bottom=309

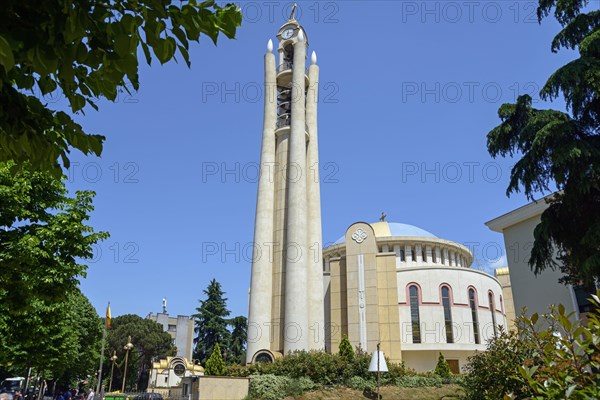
left=106, top=303, right=111, bottom=329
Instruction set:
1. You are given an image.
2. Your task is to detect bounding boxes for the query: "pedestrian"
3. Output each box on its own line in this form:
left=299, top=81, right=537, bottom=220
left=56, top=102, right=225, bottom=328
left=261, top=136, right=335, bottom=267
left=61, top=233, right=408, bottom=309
left=56, top=391, right=65, bottom=400
left=13, top=390, right=22, bottom=400
left=85, top=389, right=94, bottom=400
left=0, top=393, right=12, bottom=400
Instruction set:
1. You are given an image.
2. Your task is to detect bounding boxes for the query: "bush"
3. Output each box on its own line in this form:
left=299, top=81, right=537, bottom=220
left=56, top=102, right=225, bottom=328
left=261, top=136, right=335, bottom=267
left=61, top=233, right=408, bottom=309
left=338, top=334, right=355, bottom=361
left=246, top=374, right=318, bottom=400
left=434, top=352, right=451, bottom=378
left=347, top=376, right=375, bottom=392
left=463, top=291, right=600, bottom=399
left=395, top=375, right=443, bottom=388
left=247, top=374, right=290, bottom=400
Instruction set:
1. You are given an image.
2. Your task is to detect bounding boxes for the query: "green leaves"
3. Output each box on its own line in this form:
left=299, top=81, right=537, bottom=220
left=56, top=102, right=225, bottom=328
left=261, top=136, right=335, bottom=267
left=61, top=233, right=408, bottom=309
left=1, top=0, right=242, bottom=175
left=0, top=35, right=15, bottom=71
left=486, top=0, right=600, bottom=285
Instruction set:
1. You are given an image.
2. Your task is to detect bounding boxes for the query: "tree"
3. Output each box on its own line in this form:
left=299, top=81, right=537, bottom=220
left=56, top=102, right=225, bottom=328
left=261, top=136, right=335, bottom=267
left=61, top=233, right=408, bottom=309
left=338, top=335, right=354, bottom=362
left=227, top=316, right=247, bottom=364
left=486, top=0, right=600, bottom=285
left=204, top=342, right=225, bottom=376
left=434, top=352, right=451, bottom=378
left=105, top=314, right=176, bottom=391
left=193, top=279, right=230, bottom=364
left=0, top=0, right=242, bottom=176
left=0, top=161, right=108, bottom=374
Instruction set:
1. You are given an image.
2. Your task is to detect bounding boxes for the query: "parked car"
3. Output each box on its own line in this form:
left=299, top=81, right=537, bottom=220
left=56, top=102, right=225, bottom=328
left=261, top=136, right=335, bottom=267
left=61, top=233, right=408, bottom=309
left=131, top=393, right=163, bottom=400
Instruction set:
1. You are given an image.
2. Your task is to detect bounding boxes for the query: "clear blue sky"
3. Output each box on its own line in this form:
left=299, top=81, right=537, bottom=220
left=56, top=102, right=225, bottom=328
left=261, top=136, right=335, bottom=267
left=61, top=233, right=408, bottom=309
left=62, top=1, right=577, bottom=320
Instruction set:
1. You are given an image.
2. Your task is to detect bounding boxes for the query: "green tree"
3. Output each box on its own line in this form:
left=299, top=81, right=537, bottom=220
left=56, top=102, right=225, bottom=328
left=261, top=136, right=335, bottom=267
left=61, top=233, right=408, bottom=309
left=204, top=342, right=225, bottom=376
left=106, top=314, right=176, bottom=391
left=486, top=0, right=600, bottom=285
left=338, top=335, right=354, bottom=362
left=0, top=0, right=242, bottom=176
left=433, top=352, right=451, bottom=378
left=227, top=315, right=247, bottom=364
left=193, top=279, right=231, bottom=364
left=0, top=161, right=108, bottom=374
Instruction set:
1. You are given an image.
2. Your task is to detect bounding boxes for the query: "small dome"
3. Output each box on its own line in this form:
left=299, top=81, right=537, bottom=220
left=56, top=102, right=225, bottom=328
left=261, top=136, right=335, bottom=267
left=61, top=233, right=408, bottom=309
left=333, top=222, right=437, bottom=245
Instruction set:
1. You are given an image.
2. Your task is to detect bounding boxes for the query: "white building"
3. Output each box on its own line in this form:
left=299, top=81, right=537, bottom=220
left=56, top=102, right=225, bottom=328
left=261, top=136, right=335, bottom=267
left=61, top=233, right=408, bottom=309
left=147, top=312, right=195, bottom=360
left=323, top=221, right=507, bottom=373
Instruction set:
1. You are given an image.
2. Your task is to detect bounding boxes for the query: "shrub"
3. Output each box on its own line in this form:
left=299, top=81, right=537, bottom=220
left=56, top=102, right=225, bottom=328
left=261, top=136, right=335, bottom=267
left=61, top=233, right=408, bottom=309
left=247, top=374, right=290, bottom=400
left=434, top=352, right=451, bottom=378
left=395, top=375, right=443, bottom=388
left=204, top=343, right=225, bottom=376
left=338, top=334, right=355, bottom=361
left=463, top=291, right=600, bottom=400
left=348, top=376, right=375, bottom=392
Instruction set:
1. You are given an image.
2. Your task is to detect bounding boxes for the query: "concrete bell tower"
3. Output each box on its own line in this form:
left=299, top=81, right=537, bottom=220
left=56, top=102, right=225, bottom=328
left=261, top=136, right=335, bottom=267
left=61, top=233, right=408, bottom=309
left=246, top=10, right=324, bottom=364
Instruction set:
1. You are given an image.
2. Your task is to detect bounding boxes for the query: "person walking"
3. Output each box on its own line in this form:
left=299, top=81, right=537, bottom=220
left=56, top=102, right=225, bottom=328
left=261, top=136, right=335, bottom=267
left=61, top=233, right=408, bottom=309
left=85, top=389, right=94, bottom=400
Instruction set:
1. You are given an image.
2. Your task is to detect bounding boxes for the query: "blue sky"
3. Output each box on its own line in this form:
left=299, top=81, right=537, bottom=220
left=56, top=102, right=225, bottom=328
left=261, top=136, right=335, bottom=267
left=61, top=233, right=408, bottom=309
left=62, top=1, right=578, bottom=320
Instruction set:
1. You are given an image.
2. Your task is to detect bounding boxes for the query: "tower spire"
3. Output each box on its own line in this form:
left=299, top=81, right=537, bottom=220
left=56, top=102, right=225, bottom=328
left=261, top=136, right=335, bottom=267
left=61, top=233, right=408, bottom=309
left=289, top=3, right=297, bottom=20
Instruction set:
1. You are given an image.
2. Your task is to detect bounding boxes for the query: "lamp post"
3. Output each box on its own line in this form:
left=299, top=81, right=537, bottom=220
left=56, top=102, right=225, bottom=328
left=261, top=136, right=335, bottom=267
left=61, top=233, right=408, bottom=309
left=369, top=343, right=388, bottom=400
left=121, top=336, right=133, bottom=393
left=108, top=351, right=118, bottom=392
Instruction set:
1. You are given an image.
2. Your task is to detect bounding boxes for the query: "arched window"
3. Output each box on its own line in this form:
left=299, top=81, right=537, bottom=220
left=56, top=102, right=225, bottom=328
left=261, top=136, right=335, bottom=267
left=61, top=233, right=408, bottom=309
left=441, top=286, right=453, bottom=343
left=421, top=247, right=426, bottom=262
left=432, top=247, right=437, bottom=263
left=441, top=249, right=445, bottom=265
left=410, top=247, right=416, bottom=262
left=409, top=285, right=421, bottom=343
left=489, top=292, right=497, bottom=336
left=499, top=295, right=504, bottom=313
left=468, top=288, right=480, bottom=344
left=399, top=249, right=405, bottom=262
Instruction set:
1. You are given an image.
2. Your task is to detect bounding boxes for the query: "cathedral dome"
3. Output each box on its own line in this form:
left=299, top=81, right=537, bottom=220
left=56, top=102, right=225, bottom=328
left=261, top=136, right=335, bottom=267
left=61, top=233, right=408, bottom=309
left=334, top=221, right=437, bottom=244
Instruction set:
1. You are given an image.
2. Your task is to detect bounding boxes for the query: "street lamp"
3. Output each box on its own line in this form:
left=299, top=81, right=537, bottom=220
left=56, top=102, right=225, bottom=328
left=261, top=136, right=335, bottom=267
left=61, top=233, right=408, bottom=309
left=369, top=343, right=388, bottom=400
left=108, top=351, right=118, bottom=392
left=121, top=336, right=133, bottom=393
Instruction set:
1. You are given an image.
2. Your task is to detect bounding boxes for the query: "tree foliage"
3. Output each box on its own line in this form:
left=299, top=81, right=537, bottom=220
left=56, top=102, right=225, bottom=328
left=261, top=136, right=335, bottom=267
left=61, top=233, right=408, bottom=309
left=204, top=342, right=226, bottom=376
left=227, top=315, right=247, bottom=364
left=105, top=314, right=176, bottom=391
left=338, top=334, right=355, bottom=362
left=193, top=279, right=231, bottom=364
left=486, top=0, right=600, bottom=285
left=0, top=161, right=107, bottom=375
left=433, top=352, right=451, bottom=378
left=0, top=0, right=241, bottom=176
left=463, top=293, right=600, bottom=399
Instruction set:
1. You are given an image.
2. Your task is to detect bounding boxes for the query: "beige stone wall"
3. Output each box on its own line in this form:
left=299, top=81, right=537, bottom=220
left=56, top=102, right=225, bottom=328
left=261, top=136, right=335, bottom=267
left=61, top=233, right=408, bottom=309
left=327, top=256, right=347, bottom=352
left=375, top=253, right=401, bottom=363
left=495, top=269, right=516, bottom=331
left=186, top=377, right=249, bottom=400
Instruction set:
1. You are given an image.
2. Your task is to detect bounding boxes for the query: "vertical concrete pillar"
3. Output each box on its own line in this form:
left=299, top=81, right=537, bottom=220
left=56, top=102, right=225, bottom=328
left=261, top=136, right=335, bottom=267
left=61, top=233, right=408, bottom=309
left=246, top=42, right=277, bottom=364
left=306, top=51, right=325, bottom=350
left=284, top=30, right=309, bottom=353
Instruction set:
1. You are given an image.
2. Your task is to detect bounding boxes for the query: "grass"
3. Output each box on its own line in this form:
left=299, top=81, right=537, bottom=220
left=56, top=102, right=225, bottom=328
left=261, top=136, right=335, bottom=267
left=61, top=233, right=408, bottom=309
left=290, top=385, right=464, bottom=400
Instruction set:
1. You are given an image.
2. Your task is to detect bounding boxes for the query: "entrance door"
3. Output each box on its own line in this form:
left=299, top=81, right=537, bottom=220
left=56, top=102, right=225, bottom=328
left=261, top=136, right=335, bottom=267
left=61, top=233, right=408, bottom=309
left=447, top=359, right=460, bottom=374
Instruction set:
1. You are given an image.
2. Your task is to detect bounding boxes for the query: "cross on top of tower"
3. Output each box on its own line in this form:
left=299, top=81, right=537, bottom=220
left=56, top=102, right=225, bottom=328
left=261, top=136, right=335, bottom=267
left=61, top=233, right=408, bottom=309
left=289, top=3, right=297, bottom=20
left=380, top=212, right=387, bottom=222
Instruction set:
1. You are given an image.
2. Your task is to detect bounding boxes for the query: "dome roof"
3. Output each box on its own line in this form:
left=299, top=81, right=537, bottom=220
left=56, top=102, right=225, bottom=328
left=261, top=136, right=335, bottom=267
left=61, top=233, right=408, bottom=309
left=333, top=222, right=438, bottom=245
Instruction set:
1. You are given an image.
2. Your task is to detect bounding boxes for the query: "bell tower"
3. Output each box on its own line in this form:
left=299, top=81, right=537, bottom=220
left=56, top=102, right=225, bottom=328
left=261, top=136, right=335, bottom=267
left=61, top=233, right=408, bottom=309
left=246, top=12, right=324, bottom=363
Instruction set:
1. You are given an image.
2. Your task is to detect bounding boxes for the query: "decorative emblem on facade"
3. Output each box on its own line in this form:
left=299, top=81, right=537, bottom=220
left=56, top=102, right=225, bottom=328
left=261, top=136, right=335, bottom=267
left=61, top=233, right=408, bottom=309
left=352, top=228, right=368, bottom=243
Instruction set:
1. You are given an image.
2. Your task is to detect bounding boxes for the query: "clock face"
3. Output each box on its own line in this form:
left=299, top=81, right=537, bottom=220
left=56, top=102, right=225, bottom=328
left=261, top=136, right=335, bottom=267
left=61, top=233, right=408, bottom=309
left=281, top=28, right=294, bottom=40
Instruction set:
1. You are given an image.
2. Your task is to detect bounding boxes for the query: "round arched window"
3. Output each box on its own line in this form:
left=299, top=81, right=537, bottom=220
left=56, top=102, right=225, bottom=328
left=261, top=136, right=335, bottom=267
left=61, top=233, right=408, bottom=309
left=173, top=363, right=186, bottom=376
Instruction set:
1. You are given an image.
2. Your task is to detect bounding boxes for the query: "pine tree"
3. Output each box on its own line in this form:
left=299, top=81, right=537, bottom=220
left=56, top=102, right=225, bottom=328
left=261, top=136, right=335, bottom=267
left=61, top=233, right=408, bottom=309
left=227, top=315, right=247, bottom=364
left=204, top=342, right=225, bottom=376
left=338, top=334, right=354, bottom=361
left=434, top=352, right=451, bottom=377
left=486, top=0, right=600, bottom=285
left=193, top=279, right=231, bottom=364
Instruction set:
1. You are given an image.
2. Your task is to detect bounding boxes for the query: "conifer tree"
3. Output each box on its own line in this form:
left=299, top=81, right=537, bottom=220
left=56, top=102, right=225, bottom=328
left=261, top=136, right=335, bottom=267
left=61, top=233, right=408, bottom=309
left=193, top=279, right=231, bottom=364
left=434, top=352, right=451, bottom=377
left=204, top=342, right=225, bottom=376
left=227, top=316, right=247, bottom=364
left=338, top=334, right=355, bottom=362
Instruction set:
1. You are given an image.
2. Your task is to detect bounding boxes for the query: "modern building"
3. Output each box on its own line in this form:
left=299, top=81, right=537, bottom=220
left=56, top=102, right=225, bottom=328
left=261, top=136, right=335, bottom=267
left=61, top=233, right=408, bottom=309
left=246, top=11, right=324, bottom=364
left=485, top=195, right=596, bottom=320
left=323, top=221, right=507, bottom=373
left=147, top=311, right=195, bottom=360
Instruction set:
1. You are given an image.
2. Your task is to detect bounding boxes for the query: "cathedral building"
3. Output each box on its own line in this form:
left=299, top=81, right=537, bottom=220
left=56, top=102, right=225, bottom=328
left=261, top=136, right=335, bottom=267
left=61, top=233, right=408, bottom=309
left=246, top=15, right=508, bottom=373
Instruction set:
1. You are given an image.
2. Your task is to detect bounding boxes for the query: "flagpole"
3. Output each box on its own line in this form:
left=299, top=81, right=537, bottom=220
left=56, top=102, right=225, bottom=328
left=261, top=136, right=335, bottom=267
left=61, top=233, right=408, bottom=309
left=96, top=302, right=109, bottom=398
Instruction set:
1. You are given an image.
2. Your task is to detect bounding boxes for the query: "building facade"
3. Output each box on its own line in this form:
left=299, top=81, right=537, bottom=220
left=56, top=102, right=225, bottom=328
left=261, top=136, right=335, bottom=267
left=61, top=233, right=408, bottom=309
left=147, top=312, right=195, bottom=360
left=246, top=13, right=324, bottom=364
left=323, top=221, right=507, bottom=373
left=485, top=195, right=596, bottom=320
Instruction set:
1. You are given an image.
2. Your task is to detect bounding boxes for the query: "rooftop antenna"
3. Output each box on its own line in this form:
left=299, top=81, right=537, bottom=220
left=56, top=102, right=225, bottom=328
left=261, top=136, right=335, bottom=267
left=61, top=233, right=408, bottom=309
left=162, top=297, right=167, bottom=314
